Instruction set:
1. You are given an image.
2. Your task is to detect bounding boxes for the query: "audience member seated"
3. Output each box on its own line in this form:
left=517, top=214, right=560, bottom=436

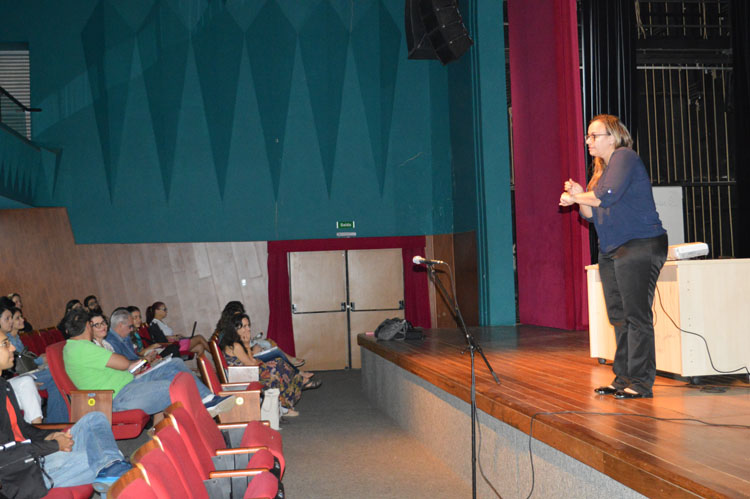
left=84, top=294, right=103, bottom=315
left=105, top=308, right=162, bottom=361
left=127, top=305, right=151, bottom=350
left=62, top=308, right=235, bottom=418
left=212, top=300, right=306, bottom=375
left=239, top=315, right=314, bottom=380
left=220, top=313, right=317, bottom=417
left=91, top=312, right=115, bottom=352
left=0, top=329, right=132, bottom=495
left=215, top=301, right=305, bottom=368
left=214, top=301, right=246, bottom=339
left=7, top=292, right=33, bottom=332
left=146, top=301, right=210, bottom=356
left=1, top=303, right=43, bottom=424
left=3, top=304, right=69, bottom=423
left=57, top=299, right=83, bottom=338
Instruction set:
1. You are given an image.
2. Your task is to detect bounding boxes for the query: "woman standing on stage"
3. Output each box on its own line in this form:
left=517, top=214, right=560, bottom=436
left=560, top=114, right=667, bottom=399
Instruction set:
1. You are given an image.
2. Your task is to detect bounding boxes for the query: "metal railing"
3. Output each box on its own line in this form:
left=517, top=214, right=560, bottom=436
left=636, top=64, right=735, bottom=258
left=0, top=86, right=40, bottom=139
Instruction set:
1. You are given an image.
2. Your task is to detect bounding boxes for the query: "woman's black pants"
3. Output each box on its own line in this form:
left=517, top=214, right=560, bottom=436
left=598, top=233, right=668, bottom=395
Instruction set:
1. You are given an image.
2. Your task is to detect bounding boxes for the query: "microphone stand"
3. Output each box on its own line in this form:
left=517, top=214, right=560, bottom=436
left=426, top=263, right=500, bottom=499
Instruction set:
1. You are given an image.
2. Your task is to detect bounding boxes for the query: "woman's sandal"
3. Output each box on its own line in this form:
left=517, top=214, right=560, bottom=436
left=292, top=358, right=306, bottom=368
left=302, top=379, right=322, bottom=391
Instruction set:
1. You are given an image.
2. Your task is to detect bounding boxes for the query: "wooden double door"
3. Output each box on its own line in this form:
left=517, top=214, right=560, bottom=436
left=290, top=248, right=404, bottom=370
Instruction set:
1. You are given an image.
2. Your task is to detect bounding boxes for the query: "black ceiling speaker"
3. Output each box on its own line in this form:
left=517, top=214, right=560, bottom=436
left=405, top=0, right=437, bottom=59
left=405, top=0, right=474, bottom=65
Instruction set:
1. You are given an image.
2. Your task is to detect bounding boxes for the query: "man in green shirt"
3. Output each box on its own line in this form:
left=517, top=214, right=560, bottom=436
left=62, top=308, right=234, bottom=416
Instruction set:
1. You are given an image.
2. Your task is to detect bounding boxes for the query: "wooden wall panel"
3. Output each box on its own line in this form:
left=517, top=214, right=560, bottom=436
left=233, top=242, right=268, bottom=334
left=0, top=208, right=96, bottom=329
left=0, top=208, right=270, bottom=339
left=426, top=234, right=458, bottom=328
left=425, top=232, right=479, bottom=328
left=1, top=207, right=454, bottom=344
left=453, top=231, right=479, bottom=327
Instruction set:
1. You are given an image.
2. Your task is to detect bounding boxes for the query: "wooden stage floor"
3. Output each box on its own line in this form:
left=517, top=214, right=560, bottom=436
left=358, top=326, right=750, bottom=498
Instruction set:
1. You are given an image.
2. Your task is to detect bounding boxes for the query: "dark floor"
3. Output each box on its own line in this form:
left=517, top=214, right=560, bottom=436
left=276, top=369, right=471, bottom=498
left=114, top=369, right=470, bottom=498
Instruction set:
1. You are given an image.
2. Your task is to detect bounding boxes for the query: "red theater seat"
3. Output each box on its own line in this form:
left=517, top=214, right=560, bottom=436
left=42, top=484, right=94, bottom=499
left=109, top=467, right=159, bottom=499
left=46, top=341, right=149, bottom=439
left=169, top=372, right=284, bottom=476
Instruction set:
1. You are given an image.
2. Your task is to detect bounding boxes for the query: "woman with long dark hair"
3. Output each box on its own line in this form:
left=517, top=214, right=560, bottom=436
left=560, top=114, right=667, bottom=399
left=219, top=314, right=316, bottom=416
left=214, top=301, right=305, bottom=368
left=57, top=299, right=82, bottom=337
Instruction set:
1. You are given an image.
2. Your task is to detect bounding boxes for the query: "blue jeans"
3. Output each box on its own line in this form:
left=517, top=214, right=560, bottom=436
left=113, top=358, right=212, bottom=414
left=42, top=412, right=124, bottom=488
left=32, top=368, right=69, bottom=423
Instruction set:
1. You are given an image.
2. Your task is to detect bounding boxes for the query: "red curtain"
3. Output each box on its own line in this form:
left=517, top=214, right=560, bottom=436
left=266, top=236, right=431, bottom=356
left=508, top=0, right=590, bottom=330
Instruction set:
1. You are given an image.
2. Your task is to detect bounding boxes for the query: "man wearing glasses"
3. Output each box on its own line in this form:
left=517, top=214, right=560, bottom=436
left=104, top=307, right=159, bottom=361
left=62, top=308, right=234, bottom=417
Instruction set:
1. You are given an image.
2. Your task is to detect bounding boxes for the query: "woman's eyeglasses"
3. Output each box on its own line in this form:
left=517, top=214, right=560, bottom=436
left=585, top=133, right=611, bottom=142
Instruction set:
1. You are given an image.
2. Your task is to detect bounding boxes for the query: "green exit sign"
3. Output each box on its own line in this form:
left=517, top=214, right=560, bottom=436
left=336, top=220, right=355, bottom=229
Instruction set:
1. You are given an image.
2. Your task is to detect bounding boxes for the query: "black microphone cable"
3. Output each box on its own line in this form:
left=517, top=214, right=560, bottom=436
left=654, top=283, right=750, bottom=377
left=523, top=410, right=750, bottom=499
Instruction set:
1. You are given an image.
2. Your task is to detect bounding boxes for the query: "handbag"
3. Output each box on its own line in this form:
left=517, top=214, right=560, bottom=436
left=12, top=351, right=37, bottom=375
left=0, top=442, right=50, bottom=499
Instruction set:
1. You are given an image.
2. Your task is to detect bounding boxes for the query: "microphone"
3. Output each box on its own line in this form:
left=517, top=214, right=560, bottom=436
left=412, top=255, right=447, bottom=266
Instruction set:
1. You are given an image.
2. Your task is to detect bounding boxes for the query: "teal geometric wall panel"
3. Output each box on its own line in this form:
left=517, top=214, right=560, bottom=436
left=0, top=128, right=36, bottom=205
left=81, top=1, right=136, bottom=200
left=164, top=0, right=209, bottom=32
left=246, top=2, right=297, bottom=201
left=0, top=128, right=64, bottom=206
left=351, top=1, right=402, bottom=194
left=225, top=0, right=266, bottom=31
left=299, top=1, right=349, bottom=197
left=192, top=9, right=244, bottom=198
left=39, top=146, right=62, bottom=198
left=1, top=0, right=472, bottom=244
left=137, top=1, right=190, bottom=199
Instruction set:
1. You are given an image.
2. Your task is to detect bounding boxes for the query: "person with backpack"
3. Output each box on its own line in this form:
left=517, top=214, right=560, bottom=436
left=0, top=329, right=131, bottom=497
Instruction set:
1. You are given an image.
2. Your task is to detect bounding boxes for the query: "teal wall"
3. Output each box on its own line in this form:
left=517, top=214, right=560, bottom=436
left=1, top=0, right=453, bottom=243
left=447, top=1, right=516, bottom=324
left=1, top=0, right=515, bottom=325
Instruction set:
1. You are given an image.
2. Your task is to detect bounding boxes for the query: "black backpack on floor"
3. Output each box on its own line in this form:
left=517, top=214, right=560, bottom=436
left=374, top=318, right=424, bottom=341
